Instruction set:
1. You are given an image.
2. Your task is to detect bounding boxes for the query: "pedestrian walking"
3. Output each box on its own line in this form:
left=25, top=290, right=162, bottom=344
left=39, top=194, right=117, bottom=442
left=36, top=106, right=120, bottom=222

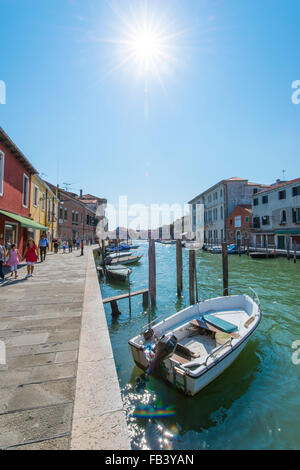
left=39, top=235, right=49, bottom=262
left=7, top=244, right=21, bottom=279
left=53, top=239, right=59, bottom=254
left=68, top=238, right=73, bottom=253
left=23, top=238, right=39, bottom=278
left=62, top=240, right=67, bottom=253
left=76, top=236, right=81, bottom=250
left=0, top=237, right=7, bottom=282
left=73, top=237, right=76, bottom=250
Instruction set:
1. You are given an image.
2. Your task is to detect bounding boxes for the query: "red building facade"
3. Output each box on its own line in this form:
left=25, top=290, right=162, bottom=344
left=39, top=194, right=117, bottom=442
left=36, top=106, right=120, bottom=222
left=0, top=128, right=37, bottom=253
left=47, top=186, right=97, bottom=243
left=226, top=205, right=252, bottom=245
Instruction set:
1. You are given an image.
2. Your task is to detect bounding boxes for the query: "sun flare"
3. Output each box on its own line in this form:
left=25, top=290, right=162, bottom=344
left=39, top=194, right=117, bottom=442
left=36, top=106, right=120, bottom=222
left=105, top=0, right=182, bottom=86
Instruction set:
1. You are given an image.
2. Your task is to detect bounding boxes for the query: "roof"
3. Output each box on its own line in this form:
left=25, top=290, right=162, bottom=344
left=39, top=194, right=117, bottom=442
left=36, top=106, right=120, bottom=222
left=80, top=194, right=107, bottom=205
left=227, top=205, right=252, bottom=218
left=254, top=177, right=300, bottom=196
left=34, top=176, right=59, bottom=200
left=0, top=127, right=37, bottom=174
left=188, top=177, right=266, bottom=204
left=46, top=183, right=97, bottom=215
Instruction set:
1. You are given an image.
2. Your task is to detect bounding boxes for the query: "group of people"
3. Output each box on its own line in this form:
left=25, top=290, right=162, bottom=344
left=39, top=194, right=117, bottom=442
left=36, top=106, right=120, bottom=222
left=0, top=236, right=43, bottom=281
left=0, top=234, right=86, bottom=282
left=54, top=237, right=82, bottom=254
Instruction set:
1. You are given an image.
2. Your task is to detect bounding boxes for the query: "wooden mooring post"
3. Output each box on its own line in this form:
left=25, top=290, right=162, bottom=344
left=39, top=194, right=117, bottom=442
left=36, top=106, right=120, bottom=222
left=222, top=242, right=229, bottom=296
left=189, top=250, right=195, bottom=305
left=287, top=238, right=290, bottom=260
left=294, top=241, right=297, bottom=264
left=176, top=239, right=183, bottom=297
left=148, top=239, right=156, bottom=306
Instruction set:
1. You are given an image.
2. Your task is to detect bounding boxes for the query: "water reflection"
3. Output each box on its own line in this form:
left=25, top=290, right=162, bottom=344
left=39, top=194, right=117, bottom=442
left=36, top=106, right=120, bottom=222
left=101, top=243, right=300, bottom=449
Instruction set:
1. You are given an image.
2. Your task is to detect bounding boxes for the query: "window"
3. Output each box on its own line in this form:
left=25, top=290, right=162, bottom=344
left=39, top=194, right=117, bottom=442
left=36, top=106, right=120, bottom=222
left=279, top=190, right=286, bottom=200
left=253, top=188, right=258, bottom=194
left=293, top=208, right=300, bottom=223
left=42, top=193, right=46, bottom=211
left=245, top=216, right=249, bottom=223
left=254, top=198, right=259, bottom=206
left=262, top=216, right=270, bottom=226
left=235, top=216, right=242, bottom=228
left=253, top=217, right=260, bottom=228
left=64, top=208, right=68, bottom=221
left=262, top=195, right=269, bottom=204
left=72, top=210, right=75, bottom=222
left=292, top=186, right=300, bottom=197
left=208, top=195, right=212, bottom=203
left=59, top=206, right=63, bottom=220
left=214, top=192, right=218, bottom=201
left=221, top=206, right=223, bottom=219
left=33, top=185, right=39, bottom=207
left=23, top=174, right=29, bottom=207
left=76, top=211, right=79, bottom=223
left=0, top=150, right=4, bottom=196
left=48, top=199, right=51, bottom=222
left=280, top=210, right=287, bottom=224
left=244, top=231, right=249, bottom=239
left=220, top=189, right=223, bottom=198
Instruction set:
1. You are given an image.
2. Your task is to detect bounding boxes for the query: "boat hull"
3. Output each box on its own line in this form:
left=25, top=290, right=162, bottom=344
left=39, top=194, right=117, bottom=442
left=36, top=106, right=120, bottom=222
left=130, top=336, right=250, bottom=396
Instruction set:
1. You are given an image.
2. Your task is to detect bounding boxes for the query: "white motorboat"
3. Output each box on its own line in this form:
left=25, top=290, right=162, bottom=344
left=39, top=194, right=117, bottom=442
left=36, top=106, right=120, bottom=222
left=105, top=251, right=132, bottom=260
left=129, top=290, right=261, bottom=396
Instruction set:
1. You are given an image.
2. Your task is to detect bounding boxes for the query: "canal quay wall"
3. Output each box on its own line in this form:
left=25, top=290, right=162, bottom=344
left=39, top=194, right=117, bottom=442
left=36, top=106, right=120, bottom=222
left=0, top=246, right=130, bottom=450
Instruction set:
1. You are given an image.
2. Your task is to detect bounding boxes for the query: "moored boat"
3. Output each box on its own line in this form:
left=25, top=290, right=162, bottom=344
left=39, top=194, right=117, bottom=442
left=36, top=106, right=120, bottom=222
left=105, top=264, right=132, bottom=282
left=109, top=254, right=142, bottom=265
left=129, top=290, right=261, bottom=396
left=250, top=252, right=276, bottom=259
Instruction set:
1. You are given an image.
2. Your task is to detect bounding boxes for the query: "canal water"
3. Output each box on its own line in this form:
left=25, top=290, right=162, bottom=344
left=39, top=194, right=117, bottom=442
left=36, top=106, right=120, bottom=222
left=100, top=241, right=300, bottom=450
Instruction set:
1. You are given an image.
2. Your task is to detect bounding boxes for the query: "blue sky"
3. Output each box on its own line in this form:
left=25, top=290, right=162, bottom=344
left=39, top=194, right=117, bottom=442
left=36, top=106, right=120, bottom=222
left=0, top=0, right=300, bottom=215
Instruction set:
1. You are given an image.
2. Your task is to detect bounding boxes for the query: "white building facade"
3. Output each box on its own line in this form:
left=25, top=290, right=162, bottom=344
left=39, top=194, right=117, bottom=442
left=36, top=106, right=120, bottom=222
left=251, top=178, right=300, bottom=250
left=189, top=178, right=268, bottom=244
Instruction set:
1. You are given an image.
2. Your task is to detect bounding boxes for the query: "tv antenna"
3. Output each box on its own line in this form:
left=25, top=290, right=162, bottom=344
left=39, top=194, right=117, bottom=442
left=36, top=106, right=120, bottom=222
left=282, top=169, right=286, bottom=181
left=63, top=182, right=73, bottom=191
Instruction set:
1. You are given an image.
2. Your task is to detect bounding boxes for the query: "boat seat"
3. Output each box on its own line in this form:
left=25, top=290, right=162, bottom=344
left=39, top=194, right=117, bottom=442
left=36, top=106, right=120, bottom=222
left=203, top=314, right=238, bottom=333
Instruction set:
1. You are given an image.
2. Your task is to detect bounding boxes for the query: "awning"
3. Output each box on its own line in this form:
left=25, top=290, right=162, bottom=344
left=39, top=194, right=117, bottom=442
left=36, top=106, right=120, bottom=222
left=275, top=229, right=300, bottom=235
left=0, top=209, right=48, bottom=231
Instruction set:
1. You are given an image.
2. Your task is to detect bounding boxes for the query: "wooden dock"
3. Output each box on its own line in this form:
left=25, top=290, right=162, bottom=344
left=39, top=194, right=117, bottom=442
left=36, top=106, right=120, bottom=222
left=103, top=289, right=149, bottom=315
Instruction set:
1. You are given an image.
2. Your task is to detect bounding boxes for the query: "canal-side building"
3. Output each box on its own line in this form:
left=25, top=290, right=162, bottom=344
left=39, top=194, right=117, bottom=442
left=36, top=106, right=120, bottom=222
left=30, top=175, right=59, bottom=250
left=189, top=177, right=269, bottom=243
left=251, top=177, right=300, bottom=250
left=0, top=127, right=48, bottom=252
left=47, top=185, right=97, bottom=243
left=226, top=205, right=252, bottom=245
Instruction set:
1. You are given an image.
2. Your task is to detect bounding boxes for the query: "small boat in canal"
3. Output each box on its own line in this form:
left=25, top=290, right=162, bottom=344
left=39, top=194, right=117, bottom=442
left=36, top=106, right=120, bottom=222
left=109, top=254, right=142, bottom=265
left=129, top=290, right=261, bottom=396
left=250, top=252, right=276, bottom=259
left=105, top=264, right=132, bottom=282
left=105, top=251, right=132, bottom=260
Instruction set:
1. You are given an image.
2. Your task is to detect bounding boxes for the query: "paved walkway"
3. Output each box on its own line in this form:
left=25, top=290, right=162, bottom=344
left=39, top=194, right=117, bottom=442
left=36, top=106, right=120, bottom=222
left=0, top=248, right=88, bottom=449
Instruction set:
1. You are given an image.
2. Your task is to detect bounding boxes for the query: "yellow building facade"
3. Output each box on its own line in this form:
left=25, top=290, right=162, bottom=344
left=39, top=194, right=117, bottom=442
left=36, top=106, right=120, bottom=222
left=30, top=175, right=59, bottom=250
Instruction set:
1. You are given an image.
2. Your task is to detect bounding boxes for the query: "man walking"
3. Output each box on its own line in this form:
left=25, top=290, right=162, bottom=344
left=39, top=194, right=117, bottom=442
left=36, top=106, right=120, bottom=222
left=0, top=237, right=7, bottom=282
left=39, top=235, right=49, bottom=262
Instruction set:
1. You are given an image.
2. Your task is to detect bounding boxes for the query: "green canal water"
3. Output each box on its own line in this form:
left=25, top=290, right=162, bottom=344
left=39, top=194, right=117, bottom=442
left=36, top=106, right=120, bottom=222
left=100, top=241, right=300, bottom=450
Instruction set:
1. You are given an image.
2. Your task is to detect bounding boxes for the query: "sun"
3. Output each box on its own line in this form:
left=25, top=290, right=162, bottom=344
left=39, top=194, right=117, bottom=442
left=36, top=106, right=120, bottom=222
left=131, top=29, right=162, bottom=66
left=104, top=0, right=182, bottom=86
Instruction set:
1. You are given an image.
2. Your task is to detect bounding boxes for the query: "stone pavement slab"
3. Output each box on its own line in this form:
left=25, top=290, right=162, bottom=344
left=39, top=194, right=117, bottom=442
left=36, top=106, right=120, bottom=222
left=0, top=250, right=87, bottom=449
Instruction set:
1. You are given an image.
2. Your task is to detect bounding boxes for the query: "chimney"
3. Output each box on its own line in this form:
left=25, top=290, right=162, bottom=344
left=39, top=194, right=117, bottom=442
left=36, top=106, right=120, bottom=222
left=80, top=189, right=83, bottom=198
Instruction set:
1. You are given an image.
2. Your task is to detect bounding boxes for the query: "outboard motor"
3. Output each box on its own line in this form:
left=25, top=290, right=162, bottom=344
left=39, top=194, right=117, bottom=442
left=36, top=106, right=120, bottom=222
left=146, top=334, right=177, bottom=375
